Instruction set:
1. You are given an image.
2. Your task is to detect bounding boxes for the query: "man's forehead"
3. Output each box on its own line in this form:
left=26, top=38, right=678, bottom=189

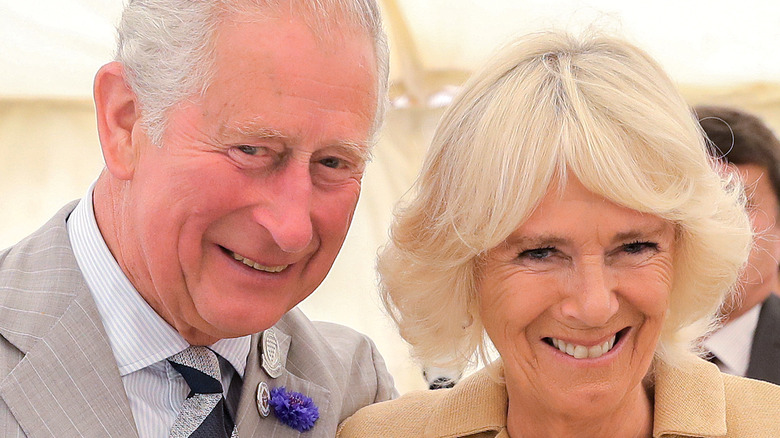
left=217, top=2, right=374, bottom=45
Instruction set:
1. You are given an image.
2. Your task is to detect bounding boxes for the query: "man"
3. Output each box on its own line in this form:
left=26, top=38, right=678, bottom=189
left=0, top=1, right=396, bottom=436
left=697, top=105, right=780, bottom=385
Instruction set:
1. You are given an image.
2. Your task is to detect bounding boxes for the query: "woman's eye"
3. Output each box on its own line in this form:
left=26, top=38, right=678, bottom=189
left=621, top=241, right=658, bottom=254
left=519, top=247, right=555, bottom=260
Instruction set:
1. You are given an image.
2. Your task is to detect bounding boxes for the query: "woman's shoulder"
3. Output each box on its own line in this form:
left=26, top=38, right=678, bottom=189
left=655, top=356, right=780, bottom=437
left=721, top=373, right=780, bottom=436
left=337, top=366, right=508, bottom=438
left=337, top=385, right=449, bottom=437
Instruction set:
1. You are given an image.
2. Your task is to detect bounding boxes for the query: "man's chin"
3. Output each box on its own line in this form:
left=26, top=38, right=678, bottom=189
left=203, top=305, right=293, bottom=339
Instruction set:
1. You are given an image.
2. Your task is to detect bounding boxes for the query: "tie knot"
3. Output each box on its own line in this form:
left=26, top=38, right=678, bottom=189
left=168, top=346, right=223, bottom=395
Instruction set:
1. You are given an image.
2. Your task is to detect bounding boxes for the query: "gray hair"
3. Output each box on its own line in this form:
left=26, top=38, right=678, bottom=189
left=116, top=0, right=389, bottom=146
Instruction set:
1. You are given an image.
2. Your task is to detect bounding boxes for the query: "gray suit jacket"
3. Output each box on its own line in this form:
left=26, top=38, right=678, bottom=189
left=746, top=293, right=780, bottom=385
left=0, top=201, right=396, bottom=437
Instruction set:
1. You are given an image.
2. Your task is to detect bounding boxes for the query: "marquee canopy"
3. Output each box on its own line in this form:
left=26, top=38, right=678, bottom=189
left=2, top=0, right=779, bottom=100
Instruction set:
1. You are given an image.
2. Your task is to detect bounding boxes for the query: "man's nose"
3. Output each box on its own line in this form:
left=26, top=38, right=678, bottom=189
left=560, top=260, right=619, bottom=327
left=251, top=160, right=314, bottom=253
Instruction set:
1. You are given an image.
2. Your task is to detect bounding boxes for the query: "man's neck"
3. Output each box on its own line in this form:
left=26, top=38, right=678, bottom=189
left=722, top=282, right=774, bottom=324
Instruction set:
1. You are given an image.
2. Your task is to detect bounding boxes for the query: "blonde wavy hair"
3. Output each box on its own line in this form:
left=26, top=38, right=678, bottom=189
left=377, top=30, right=752, bottom=372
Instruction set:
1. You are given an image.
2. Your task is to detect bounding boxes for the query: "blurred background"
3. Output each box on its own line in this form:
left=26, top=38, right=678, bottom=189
left=2, top=0, right=780, bottom=393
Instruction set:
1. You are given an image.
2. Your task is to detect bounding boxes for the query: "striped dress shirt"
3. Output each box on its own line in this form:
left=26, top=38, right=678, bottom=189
left=66, top=183, right=251, bottom=438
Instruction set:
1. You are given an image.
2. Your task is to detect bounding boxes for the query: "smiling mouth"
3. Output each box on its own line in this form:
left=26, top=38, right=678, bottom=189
left=227, top=250, right=288, bottom=273
left=544, top=328, right=629, bottom=359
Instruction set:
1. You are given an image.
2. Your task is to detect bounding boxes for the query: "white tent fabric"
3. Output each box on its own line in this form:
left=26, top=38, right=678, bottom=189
left=3, top=0, right=780, bottom=98
left=2, top=0, right=780, bottom=393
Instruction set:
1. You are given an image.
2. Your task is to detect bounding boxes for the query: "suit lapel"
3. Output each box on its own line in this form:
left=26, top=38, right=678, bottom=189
left=0, top=203, right=137, bottom=437
left=236, top=325, right=332, bottom=438
left=746, top=294, right=780, bottom=385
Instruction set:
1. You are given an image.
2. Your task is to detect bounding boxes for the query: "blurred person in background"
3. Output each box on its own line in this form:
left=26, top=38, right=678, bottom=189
left=338, top=31, right=780, bottom=437
left=697, top=105, right=780, bottom=385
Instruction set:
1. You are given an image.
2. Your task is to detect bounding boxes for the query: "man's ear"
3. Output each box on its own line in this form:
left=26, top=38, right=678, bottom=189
left=94, top=61, right=141, bottom=180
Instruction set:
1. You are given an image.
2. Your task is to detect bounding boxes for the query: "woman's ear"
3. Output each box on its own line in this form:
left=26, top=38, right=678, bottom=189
left=94, top=61, right=141, bottom=180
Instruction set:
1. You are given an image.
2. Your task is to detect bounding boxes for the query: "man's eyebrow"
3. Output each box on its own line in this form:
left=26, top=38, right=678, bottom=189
left=221, top=119, right=373, bottom=162
left=333, top=140, right=373, bottom=164
left=221, top=121, right=287, bottom=140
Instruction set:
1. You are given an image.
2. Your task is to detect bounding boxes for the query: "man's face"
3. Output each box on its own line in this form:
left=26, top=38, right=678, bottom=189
left=121, top=14, right=377, bottom=344
left=728, top=163, right=780, bottom=320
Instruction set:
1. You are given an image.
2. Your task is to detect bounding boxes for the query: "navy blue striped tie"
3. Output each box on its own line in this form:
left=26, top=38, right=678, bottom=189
left=168, top=346, right=237, bottom=438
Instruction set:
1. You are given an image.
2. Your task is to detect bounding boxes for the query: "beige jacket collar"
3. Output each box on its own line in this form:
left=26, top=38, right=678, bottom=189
left=424, top=357, right=726, bottom=438
left=653, top=356, right=727, bottom=437
left=424, top=362, right=507, bottom=438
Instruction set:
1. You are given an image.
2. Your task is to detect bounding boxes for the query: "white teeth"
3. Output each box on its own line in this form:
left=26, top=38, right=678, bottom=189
left=230, top=252, right=288, bottom=273
left=551, top=334, right=617, bottom=360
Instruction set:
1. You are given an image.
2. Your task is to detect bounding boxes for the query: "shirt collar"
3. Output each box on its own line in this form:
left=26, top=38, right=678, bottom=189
left=66, top=181, right=251, bottom=377
left=703, top=303, right=761, bottom=376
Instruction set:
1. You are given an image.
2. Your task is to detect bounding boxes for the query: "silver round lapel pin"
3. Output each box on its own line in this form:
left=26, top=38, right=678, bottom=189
left=261, top=329, right=283, bottom=378
left=256, top=381, right=271, bottom=417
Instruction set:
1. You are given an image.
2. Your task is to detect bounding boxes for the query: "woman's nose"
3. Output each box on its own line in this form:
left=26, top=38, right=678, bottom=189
left=560, top=260, right=619, bottom=327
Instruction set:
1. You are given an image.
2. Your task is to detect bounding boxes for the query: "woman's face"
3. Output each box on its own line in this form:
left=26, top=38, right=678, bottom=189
left=478, top=177, right=675, bottom=417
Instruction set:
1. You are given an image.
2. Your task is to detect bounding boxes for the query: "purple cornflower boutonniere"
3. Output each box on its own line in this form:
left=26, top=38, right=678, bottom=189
left=269, top=386, right=320, bottom=432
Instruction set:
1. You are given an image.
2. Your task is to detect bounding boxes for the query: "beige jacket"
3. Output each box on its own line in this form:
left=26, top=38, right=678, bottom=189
left=338, top=357, right=780, bottom=437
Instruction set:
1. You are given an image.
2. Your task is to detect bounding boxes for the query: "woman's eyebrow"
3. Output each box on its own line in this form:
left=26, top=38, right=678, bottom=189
left=507, top=234, right=568, bottom=248
left=611, top=223, right=672, bottom=245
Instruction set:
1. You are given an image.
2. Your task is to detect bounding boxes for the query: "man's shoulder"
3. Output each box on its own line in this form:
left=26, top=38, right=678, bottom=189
left=0, top=201, right=84, bottom=354
left=310, top=319, right=379, bottom=357
left=759, top=293, right=780, bottom=320
left=276, top=309, right=382, bottom=365
left=273, top=309, right=397, bottom=415
left=0, top=200, right=79, bottom=269
left=0, top=200, right=83, bottom=310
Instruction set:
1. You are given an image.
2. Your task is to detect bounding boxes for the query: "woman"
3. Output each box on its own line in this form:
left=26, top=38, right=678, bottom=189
left=338, top=31, right=780, bottom=437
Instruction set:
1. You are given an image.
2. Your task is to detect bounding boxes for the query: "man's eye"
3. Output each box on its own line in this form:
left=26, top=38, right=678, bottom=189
left=236, top=145, right=259, bottom=155
left=311, top=155, right=363, bottom=185
left=319, top=157, right=343, bottom=169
